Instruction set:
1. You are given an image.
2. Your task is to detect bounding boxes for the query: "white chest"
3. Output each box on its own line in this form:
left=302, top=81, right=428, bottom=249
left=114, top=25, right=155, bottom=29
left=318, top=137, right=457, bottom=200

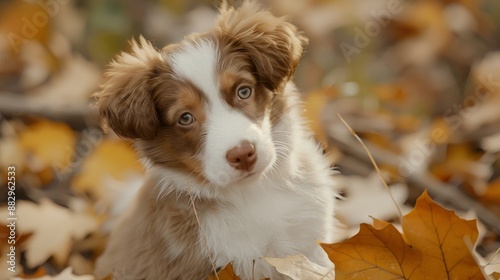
left=200, top=178, right=334, bottom=278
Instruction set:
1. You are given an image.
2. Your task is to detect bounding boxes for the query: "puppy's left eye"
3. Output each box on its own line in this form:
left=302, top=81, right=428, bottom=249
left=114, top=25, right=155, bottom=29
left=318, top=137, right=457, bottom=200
left=237, top=86, right=252, bottom=99
left=178, top=113, right=195, bottom=126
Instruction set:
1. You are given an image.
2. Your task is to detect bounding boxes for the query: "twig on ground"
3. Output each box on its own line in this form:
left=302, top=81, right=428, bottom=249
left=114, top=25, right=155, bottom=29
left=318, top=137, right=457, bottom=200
left=329, top=132, right=500, bottom=234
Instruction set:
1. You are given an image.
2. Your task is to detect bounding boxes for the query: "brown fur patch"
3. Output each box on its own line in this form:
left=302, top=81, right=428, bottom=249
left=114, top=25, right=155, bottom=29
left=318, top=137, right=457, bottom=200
left=215, top=1, right=308, bottom=93
left=95, top=37, right=163, bottom=140
left=218, top=70, right=272, bottom=125
left=95, top=37, right=209, bottom=181
left=141, top=76, right=208, bottom=182
left=94, top=178, right=212, bottom=279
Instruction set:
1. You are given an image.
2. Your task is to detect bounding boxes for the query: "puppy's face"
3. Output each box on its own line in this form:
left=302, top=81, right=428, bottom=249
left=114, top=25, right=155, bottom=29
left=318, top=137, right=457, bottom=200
left=96, top=2, right=307, bottom=189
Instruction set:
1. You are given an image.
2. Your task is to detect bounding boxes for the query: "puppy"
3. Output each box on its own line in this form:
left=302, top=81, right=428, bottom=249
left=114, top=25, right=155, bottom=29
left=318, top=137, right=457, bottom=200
left=94, top=1, right=338, bottom=279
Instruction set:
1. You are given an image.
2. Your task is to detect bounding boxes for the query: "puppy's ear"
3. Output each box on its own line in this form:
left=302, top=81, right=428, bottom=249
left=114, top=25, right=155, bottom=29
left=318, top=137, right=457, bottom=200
left=95, top=36, right=163, bottom=140
left=216, top=1, right=308, bottom=92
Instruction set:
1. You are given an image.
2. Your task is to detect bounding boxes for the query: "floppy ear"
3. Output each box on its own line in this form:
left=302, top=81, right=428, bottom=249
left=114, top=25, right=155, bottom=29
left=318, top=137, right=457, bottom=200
left=216, top=1, right=308, bottom=92
left=94, top=36, right=163, bottom=140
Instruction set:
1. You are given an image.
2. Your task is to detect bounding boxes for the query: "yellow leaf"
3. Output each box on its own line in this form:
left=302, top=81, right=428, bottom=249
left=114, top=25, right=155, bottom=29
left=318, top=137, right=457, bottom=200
left=19, top=120, right=76, bottom=178
left=0, top=1, right=52, bottom=50
left=71, top=139, right=144, bottom=199
left=323, top=191, right=483, bottom=279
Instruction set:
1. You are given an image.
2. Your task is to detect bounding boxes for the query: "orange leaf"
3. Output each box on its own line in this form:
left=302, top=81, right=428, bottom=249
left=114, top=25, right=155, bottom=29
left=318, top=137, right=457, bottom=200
left=371, top=217, right=390, bottom=230
left=323, top=191, right=483, bottom=279
left=322, top=223, right=422, bottom=279
left=403, top=191, right=481, bottom=279
left=480, top=178, right=500, bottom=204
left=207, top=263, right=240, bottom=280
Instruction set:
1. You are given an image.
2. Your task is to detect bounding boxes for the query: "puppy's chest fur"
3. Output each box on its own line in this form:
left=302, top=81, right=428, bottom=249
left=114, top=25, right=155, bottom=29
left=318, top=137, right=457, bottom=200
left=195, top=140, right=335, bottom=278
left=205, top=184, right=328, bottom=250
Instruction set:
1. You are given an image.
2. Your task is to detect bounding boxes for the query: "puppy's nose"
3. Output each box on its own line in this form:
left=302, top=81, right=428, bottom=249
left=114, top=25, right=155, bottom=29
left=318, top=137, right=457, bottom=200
left=226, top=141, right=257, bottom=171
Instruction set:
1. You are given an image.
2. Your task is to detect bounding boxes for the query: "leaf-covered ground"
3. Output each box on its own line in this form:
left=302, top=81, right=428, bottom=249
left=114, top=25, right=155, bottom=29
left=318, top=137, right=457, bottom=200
left=1, top=0, right=500, bottom=279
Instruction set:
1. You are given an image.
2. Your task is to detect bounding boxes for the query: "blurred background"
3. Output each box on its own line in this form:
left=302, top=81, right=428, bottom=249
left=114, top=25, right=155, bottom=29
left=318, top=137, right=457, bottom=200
left=1, top=0, right=500, bottom=278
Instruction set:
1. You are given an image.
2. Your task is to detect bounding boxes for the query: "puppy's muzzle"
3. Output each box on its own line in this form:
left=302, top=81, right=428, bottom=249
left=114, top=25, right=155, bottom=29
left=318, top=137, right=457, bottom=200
left=226, top=140, right=257, bottom=172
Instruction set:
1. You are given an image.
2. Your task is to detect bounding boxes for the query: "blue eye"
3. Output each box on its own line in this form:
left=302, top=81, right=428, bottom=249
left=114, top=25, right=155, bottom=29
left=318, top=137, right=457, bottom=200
left=178, top=113, right=195, bottom=126
left=237, top=86, right=252, bottom=99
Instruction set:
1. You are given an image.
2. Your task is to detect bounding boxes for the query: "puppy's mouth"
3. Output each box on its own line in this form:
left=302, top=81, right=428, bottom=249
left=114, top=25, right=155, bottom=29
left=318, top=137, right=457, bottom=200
left=243, top=172, right=256, bottom=179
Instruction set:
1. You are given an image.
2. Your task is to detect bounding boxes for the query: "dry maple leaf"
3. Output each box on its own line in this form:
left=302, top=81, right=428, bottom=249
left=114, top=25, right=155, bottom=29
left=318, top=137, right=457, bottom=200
left=322, top=191, right=484, bottom=279
left=322, top=223, right=422, bottom=279
left=0, top=199, right=98, bottom=268
left=402, top=191, right=482, bottom=279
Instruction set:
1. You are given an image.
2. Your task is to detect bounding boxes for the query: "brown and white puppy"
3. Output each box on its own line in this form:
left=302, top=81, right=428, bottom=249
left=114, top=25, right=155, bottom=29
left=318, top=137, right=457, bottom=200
left=94, top=1, right=338, bottom=279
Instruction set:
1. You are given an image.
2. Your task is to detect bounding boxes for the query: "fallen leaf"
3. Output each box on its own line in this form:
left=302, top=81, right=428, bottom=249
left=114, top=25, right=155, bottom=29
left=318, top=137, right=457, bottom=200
left=0, top=199, right=98, bottom=268
left=322, top=223, right=422, bottom=279
left=208, top=263, right=240, bottom=280
left=403, top=191, right=481, bottom=279
left=0, top=1, right=51, bottom=50
left=431, top=143, right=491, bottom=184
left=12, top=267, right=93, bottom=280
left=18, top=119, right=76, bottom=183
left=479, top=178, right=500, bottom=205
left=323, top=191, right=483, bottom=279
left=264, top=255, right=334, bottom=280
left=71, top=139, right=144, bottom=201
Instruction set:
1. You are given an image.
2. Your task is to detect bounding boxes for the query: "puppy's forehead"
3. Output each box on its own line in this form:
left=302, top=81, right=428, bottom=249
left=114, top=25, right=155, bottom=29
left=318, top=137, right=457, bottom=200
left=168, top=39, right=219, bottom=105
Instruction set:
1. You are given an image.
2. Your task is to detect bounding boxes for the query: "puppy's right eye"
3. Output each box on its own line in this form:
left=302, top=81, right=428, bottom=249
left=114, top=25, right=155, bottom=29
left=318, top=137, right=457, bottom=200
left=178, top=113, right=195, bottom=126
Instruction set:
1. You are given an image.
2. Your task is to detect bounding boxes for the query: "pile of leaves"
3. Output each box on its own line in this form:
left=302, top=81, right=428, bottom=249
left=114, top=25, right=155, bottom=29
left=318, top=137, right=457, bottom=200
left=0, top=0, right=500, bottom=279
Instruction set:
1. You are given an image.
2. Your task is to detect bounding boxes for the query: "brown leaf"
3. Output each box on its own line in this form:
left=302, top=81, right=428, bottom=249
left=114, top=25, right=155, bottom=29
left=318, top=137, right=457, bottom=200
left=403, top=191, right=481, bottom=279
left=322, top=223, right=422, bottom=279
left=323, top=191, right=483, bottom=279
left=480, top=178, right=500, bottom=205
left=207, top=263, right=240, bottom=280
